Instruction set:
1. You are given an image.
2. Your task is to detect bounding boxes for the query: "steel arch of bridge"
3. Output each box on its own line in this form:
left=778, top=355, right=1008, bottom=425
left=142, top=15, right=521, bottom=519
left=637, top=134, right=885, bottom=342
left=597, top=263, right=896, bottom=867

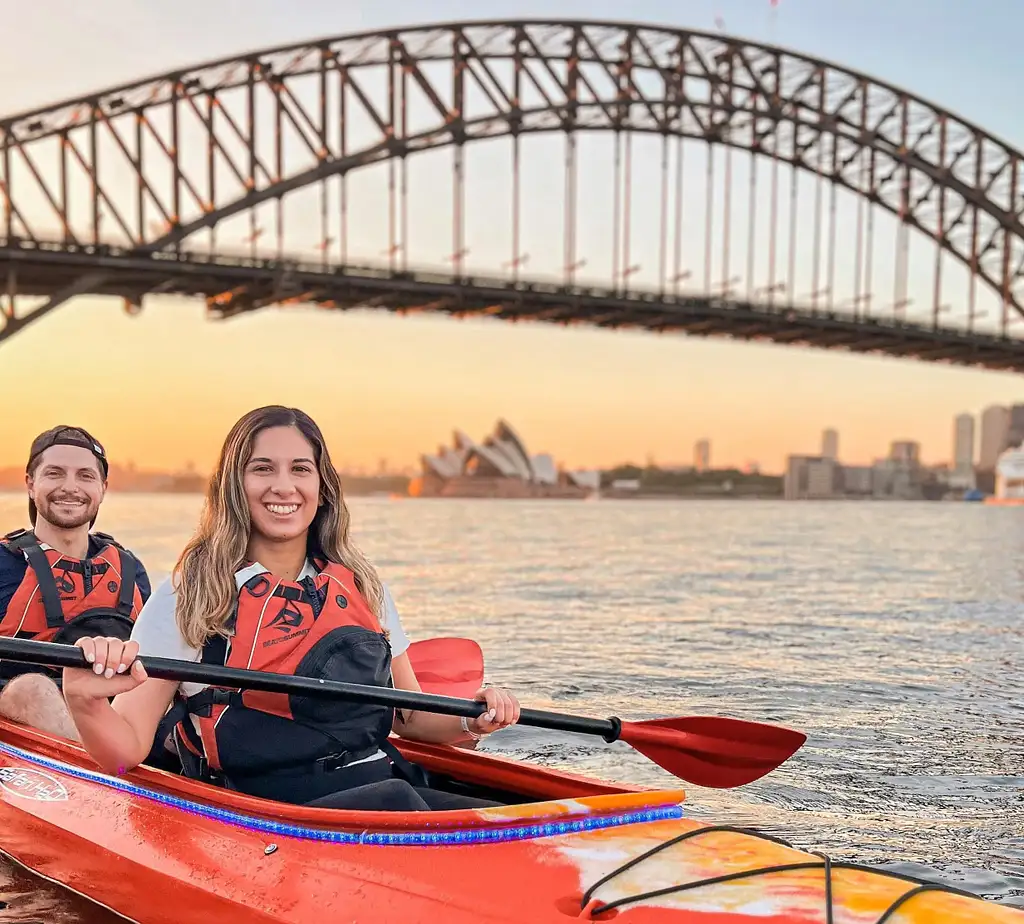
left=2, top=19, right=1024, bottom=368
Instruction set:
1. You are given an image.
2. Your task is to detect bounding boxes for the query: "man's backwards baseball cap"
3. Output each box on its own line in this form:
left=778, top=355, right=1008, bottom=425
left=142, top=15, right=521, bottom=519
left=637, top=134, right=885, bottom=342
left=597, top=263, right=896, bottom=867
left=25, top=426, right=109, bottom=525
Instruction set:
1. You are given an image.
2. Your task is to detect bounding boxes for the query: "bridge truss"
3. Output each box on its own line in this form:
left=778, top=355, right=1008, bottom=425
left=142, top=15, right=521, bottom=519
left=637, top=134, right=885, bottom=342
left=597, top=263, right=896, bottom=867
left=1, top=20, right=1023, bottom=369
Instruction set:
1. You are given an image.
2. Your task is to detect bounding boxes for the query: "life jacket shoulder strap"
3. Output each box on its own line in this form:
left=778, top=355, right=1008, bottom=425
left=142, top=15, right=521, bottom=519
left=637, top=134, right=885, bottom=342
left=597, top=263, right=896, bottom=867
left=91, top=531, right=125, bottom=552
left=380, top=739, right=431, bottom=788
left=9, top=533, right=66, bottom=630
left=1, top=528, right=37, bottom=552
left=200, top=629, right=230, bottom=668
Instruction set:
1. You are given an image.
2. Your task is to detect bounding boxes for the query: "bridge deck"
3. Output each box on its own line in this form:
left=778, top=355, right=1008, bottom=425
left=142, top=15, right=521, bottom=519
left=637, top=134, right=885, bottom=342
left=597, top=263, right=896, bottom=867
left=4, top=240, right=1024, bottom=371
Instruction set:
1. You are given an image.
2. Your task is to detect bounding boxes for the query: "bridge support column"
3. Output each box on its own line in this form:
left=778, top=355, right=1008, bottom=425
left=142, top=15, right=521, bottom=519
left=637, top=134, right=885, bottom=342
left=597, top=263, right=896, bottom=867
left=3, top=268, right=13, bottom=320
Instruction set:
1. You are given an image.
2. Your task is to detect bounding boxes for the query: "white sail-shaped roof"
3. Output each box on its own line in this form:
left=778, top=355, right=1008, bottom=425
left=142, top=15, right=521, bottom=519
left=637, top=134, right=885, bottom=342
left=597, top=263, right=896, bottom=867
left=567, top=470, right=601, bottom=490
left=464, top=447, right=520, bottom=478
left=485, top=437, right=532, bottom=480
left=421, top=421, right=593, bottom=491
left=450, top=430, right=517, bottom=478
left=531, top=453, right=558, bottom=485
left=492, top=420, right=536, bottom=480
left=421, top=453, right=462, bottom=479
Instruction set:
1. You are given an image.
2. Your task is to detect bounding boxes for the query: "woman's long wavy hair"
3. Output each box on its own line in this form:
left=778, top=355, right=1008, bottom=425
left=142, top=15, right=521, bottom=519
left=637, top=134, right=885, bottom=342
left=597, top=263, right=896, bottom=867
left=172, top=406, right=384, bottom=649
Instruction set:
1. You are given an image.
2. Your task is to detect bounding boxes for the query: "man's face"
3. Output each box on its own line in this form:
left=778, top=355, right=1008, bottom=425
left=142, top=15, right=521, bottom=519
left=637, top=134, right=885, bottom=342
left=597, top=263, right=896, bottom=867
left=26, top=445, right=106, bottom=530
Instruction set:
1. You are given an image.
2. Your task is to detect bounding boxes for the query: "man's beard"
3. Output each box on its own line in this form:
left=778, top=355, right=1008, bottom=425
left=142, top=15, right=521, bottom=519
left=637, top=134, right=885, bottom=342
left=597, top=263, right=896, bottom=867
left=36, top=492, right=98, bottom=530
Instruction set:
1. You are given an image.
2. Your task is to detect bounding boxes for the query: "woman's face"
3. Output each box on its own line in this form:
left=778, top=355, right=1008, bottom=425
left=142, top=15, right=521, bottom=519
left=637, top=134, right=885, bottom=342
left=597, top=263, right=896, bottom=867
left=242, top=426, right=321, bottom=543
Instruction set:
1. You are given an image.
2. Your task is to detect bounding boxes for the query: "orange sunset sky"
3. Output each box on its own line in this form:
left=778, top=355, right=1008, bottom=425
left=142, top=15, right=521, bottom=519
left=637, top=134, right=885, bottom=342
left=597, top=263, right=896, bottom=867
left=2, top=0, right=1023, bottom=476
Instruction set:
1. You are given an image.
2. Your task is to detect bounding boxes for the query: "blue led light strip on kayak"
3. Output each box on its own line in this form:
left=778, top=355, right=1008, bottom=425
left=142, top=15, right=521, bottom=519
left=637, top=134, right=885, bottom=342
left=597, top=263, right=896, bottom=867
left=0, top=741, right=683, bottom=846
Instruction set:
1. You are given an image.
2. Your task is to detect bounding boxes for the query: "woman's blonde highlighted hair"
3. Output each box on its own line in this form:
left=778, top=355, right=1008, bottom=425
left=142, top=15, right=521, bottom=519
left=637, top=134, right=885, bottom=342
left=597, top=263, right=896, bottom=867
left=172, top=406, right=384, bottom=649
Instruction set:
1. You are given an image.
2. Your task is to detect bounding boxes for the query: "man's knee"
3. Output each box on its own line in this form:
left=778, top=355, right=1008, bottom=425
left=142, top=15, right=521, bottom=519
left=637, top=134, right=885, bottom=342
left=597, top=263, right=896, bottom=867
left=0, top=673, right=62, bottom=715
left=0, top=672, right=79, bottom=741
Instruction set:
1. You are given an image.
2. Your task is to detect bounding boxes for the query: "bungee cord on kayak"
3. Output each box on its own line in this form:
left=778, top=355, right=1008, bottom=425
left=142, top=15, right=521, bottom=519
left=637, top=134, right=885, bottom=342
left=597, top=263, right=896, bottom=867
left=580, top=823, right=990, bottom=921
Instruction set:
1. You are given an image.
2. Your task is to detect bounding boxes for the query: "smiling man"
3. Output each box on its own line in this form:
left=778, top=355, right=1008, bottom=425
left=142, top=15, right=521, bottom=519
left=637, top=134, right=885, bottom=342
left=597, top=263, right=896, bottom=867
left=0, top=426, right=151, bottom=740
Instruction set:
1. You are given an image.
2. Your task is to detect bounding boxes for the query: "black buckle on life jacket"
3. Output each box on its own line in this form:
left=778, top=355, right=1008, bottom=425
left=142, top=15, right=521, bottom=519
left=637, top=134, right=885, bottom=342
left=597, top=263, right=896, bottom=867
left=317, top=752, right=355, bottom=774
left=208, top=688, right=241, bottom=708
left=197, top=757, right=231, bottom=787
left=171, top=715, right=234, bottom=790
left=182, top=687, right=244, bottom=717
left=194, top=755, right=233, bottom=789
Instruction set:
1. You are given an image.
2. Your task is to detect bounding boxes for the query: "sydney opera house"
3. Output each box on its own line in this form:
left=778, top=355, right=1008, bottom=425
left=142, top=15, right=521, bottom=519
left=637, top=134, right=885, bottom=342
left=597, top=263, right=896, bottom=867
left=410, top=420, right=600, bottom=499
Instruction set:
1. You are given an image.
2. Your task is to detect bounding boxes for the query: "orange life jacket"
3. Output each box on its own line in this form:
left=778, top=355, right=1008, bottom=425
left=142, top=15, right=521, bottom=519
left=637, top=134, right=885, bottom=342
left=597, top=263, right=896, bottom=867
left=0, top=528, right=142, bottom=646
left=173, top=559, right=394, bottom=783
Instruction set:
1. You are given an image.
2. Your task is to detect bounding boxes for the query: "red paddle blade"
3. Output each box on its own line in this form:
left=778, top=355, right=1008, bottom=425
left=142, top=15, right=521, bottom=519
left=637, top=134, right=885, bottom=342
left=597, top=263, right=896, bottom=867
left=619, top=715, right=806, bottom=788
left=407, top=637, right=484, bottom=698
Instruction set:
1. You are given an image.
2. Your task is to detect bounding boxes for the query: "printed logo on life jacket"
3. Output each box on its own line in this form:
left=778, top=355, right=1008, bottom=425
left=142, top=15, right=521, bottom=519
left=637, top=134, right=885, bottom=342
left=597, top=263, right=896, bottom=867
left=262, top=598, right=312, bottom=648
left=55, top=568, right=76, bottom=597
left=260, top=583, right=332, bottom=648
left=266, top=599, right=304, bottom=633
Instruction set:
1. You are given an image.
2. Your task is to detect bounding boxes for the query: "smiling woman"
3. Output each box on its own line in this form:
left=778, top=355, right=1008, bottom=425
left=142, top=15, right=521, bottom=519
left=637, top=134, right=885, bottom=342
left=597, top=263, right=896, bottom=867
left=244, top=428, right=320, bottom=548
left=61, top=405, right=522, bottom=812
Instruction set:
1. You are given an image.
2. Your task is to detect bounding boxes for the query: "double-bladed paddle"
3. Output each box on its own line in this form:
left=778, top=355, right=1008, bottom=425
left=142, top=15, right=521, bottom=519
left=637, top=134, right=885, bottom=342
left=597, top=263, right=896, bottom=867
left=406, top=636, right=485, bottom=698
left=0, top=636, right=804, bottom=788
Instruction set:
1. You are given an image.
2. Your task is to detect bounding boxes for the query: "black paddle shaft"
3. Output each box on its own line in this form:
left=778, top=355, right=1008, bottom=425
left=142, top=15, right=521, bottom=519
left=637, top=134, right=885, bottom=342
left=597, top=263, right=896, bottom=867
left=0, top=637, right=623, bottom=742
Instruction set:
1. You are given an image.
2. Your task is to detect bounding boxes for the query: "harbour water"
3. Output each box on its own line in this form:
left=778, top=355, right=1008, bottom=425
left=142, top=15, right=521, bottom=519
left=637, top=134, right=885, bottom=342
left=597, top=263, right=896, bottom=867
left=0, top=493, right=1023, bottom=919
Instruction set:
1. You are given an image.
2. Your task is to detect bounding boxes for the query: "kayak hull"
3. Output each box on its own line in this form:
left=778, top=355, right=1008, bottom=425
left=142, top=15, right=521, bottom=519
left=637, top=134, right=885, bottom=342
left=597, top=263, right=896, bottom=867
left=0, top=720, right=1019, bottom=923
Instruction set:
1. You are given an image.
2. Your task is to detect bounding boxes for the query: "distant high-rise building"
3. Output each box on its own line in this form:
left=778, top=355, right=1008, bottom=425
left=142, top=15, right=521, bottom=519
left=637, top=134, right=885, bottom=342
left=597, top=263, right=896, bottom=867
left=979, top=405, right=1010, bottom=470
left=953, top=413, right=975, bottom=474
left=842, top=465, right=873, bottom=496
left=889, top=441, right=920, bottom=466
left=784, top=455, right=840, bottom=500
left=821, top=428, right=839, bottom=461
left=1007, top=404, right=1024, bottom=451
left=693, top=439, right=710, bottom=472
left=950, top=413, right=977, bottom=491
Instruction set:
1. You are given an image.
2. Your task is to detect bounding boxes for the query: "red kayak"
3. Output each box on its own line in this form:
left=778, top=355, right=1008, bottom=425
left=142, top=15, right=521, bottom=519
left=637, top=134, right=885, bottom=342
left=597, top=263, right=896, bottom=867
left=0, top=716, right=1019, bottom=923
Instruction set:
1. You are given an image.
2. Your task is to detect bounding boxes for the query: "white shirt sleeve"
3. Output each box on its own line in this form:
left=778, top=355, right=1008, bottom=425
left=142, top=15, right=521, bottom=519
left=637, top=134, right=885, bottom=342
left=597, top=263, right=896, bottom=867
left=381, top=582, right=411, bottom=659
left=129, top=577, right=206, bottom=696
left=130, top=577, right=201, bottom=663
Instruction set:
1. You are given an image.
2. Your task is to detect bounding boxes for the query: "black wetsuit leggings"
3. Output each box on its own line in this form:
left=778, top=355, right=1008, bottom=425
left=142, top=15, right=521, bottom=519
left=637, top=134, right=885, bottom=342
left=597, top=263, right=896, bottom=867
left=306, top=778, right=498, bottom=812
left=237, top=756, right=501, bottom=812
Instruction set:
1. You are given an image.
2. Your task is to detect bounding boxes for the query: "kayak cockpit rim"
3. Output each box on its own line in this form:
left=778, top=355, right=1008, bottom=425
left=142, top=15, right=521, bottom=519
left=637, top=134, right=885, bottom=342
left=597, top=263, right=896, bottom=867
left=0, top=720, right=687, bottom=838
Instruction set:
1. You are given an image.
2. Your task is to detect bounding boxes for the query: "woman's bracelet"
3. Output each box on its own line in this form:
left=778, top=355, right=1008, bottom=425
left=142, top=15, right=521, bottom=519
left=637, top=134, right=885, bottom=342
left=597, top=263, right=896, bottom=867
left=461, top=715, right=484, bottom=741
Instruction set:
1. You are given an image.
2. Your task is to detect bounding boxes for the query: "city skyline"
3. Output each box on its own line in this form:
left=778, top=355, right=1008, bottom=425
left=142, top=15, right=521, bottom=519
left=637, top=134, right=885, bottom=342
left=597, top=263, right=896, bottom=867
left=2, top=0, right=1022, bottom=474
left=5, top=396, right=1019, bottom=482
left=783, top=398, right=1024, bottom=501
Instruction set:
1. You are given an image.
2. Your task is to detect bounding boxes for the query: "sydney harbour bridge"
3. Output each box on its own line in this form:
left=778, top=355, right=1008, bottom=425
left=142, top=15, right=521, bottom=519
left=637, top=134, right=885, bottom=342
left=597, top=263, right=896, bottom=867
left=1, top=19, right=1023, bottom=371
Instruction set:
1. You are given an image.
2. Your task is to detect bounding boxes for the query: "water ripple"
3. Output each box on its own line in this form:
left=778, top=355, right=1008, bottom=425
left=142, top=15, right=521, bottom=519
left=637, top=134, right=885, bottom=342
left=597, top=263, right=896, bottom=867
left=0, top=494, right=1022, bottom=917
